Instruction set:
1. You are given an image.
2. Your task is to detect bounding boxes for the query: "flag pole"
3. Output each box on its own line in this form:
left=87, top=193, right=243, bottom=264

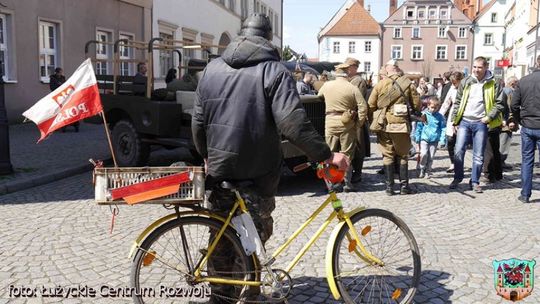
left=100, top=111, right=118, bottom=167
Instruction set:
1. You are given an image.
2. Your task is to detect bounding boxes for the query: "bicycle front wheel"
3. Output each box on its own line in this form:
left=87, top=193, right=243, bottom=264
left=131, top=216, right=256, bottom=304
left=332, top=209, right=421, bottom=304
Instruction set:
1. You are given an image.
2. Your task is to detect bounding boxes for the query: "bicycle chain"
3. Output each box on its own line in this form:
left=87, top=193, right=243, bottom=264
left=136, top=247, right=291, bottom=303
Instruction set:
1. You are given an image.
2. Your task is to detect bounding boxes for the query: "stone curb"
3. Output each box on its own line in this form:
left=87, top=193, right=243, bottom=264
left=0, top=158, right=113, bottom=196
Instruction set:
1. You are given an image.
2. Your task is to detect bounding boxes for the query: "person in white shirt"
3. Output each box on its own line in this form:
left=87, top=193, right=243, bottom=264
left=439, top=71, right=464, bottom=173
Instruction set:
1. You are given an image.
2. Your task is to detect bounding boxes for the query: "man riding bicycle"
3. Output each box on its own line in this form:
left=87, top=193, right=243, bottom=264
left=192, top=13, right=348, bottom=302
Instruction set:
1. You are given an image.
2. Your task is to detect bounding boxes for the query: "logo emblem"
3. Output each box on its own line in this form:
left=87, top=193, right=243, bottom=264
left=493, top=258, right=535, bottom=301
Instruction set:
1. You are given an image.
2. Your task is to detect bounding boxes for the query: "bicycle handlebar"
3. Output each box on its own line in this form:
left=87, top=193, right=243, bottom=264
left=293, top=162, right=345, bottom=184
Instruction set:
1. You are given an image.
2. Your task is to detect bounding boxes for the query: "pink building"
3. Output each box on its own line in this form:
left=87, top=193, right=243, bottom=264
left=381, top=0, right=474, bottom=82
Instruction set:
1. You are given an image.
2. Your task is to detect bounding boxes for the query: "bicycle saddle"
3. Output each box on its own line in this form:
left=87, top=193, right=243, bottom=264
left=220, top=180, right=254, bottom=191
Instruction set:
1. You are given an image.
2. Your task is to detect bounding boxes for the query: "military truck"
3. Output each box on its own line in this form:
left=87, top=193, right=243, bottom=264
left=85, top=38, right=326, bottom=169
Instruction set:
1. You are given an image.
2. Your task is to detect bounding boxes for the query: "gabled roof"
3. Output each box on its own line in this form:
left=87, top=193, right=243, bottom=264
left=319, top=0, right=380, bottom=39
left=473, top=0, right=497, bottom=22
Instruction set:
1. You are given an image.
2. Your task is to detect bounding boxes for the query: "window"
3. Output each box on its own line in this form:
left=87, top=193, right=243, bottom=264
left=260, top=4, right=267, bottom=15
left=201, top=33, right=214, bottom=59
left=418, top=9, right=425, bottom=19
left=429, top=9, right=437, bottom=19
left=364, top=61, right=371, bottom=72
left=484, top=33, right=493, bottom=45
left=254, top=0, right=260, bottom=13
left=182, top=27, right=198, bottom=62
left=436, top=45, right=447, bottom=60
left=39, top=21, right=60, bottom=81
left=456, top=45, right=467, bottom=60
left=333, top=41, right=340, bottom=54
left=438, top=26, right=447, bottom=38
left=349, top=41, right=355, bottom=53
left=364, top=41, right=371, bottom=52
left=274, top=13, right=279, bottom=37
left=228, top=0, right=235, bottom=12
left=440, top=9, right=448, bottom=19
left=119, top=33, right=134, bottom=76
left=458, top=27, right=467, bottom=38
left=0, top=13, right=11, bottom=80
left=393, top=27, right=402, bottom=38
left=391, top=45, right=402, bottom=59
left=411, top=45, right=423, bottom=60
left=491, top=13, right=497, bottom=23
left=484, top=57, right=492, bottom=69
left=241, top=0, right=248, bottom=20
left=95, top=29, right=112, bottom=75
left=406, top=9, right=414, bottom=19
left=268, top=10, right=274, bottom=35
left=412, top=27, right=420, bottom=38
left=159, top=32, right=173, bottom=78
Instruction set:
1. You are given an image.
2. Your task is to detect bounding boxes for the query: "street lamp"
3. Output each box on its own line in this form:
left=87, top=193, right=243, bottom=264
left=0, top=59, right=13, bottom=175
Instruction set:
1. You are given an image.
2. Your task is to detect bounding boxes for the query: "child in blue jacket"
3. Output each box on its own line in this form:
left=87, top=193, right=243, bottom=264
left=414, top=96, right=446, bottom=178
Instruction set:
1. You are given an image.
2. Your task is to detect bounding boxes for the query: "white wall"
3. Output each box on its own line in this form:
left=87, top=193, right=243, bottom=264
left=505, top=0, right=533, bottom=78
left=472, top=0, right=507, bottom=71
left=152, top=0, right=283, bottom=84
left=318, top=35, right=381, bottom=75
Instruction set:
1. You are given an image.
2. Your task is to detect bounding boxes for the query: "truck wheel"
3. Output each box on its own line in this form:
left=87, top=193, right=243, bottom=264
left=112, top=120, right=150, bottom=167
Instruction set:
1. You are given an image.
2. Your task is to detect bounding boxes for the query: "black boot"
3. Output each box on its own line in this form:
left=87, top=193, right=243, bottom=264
left=384, top=164, right=394, bottom=196
left=399, top=163, right=417, bottom=195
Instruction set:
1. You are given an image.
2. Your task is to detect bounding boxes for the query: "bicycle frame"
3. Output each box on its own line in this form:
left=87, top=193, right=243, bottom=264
left=191, top=190, right=385, bottom=290
left=128, top=188, right=386, bottom=300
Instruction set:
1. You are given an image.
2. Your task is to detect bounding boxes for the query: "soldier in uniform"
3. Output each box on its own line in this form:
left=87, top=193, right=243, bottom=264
left=368, top=60, right=421, bottom=195
left=345, top=57, right=370, bottom=183
left=318, top=62, right=367, bottom=192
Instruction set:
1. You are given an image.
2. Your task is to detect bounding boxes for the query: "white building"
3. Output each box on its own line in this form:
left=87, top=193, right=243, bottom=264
left=318, top=0, right=381, bottom=78
left=504, top=0, right=537, bottom=78
left=152, top=0, right=282, bottom=83
left=472, top=0, right=508, bottom=77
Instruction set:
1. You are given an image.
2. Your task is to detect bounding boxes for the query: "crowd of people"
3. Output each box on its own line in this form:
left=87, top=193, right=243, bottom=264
left=190, top=12, right=540, bottom=302
left=295, top=54, right=539, bottom=203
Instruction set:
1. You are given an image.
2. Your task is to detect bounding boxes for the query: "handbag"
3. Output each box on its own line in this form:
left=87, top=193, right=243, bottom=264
left=393, top=104, right=408, bottom=117
left=369, top=108, right=387, bottom=133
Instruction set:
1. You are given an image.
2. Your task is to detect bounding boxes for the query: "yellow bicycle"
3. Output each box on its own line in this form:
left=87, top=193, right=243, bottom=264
left=128, top=163, right=421, bottom=303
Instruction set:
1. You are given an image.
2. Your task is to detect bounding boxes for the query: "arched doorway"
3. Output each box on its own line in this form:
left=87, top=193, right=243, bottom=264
left=218, top=32, right=231, bottom=55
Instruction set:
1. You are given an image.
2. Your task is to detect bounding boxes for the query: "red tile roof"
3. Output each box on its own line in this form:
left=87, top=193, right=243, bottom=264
left=321, top=1, right=380, bottom=37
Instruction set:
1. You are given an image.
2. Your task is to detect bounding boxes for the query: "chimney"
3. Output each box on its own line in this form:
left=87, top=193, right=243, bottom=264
left=357, top=0, right=364, bottom=7
left=389, top=0, right=397, bottom=16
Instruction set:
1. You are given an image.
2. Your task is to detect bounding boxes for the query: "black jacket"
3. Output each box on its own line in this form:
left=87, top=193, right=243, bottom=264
left=192, top=36, right=330, bottom=196
left=49, top=74, right=65, bottom=91
left=440, top=82, right=452, bottom=109
left=511, top=69, right=540, bottom=129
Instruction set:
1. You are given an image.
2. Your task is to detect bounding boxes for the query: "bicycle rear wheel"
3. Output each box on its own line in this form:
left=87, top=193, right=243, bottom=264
left=332, top=209, right=421, bottom=304
left=131, top=216, right=256, bottom=304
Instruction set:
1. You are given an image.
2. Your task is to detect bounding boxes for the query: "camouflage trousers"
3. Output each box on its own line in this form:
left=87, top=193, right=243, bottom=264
left=207, top=186, right=276, bottom=303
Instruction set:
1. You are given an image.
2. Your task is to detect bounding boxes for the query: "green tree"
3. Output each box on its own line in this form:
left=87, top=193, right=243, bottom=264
left=282, top=45, right=294, bottom=61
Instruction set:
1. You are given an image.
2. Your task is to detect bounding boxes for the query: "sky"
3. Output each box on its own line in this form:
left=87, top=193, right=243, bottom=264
left=283, top=0, right=490, bottom=59
left=283, top=0, right=405, bottom=58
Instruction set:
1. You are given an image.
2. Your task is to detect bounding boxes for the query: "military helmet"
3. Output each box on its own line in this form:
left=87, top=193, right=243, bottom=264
left=240, top=13, right=273, bottom=41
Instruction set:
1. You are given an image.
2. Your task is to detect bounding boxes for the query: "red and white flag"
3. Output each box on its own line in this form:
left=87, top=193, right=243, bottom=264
left=22, top=58, right=102, bottom=142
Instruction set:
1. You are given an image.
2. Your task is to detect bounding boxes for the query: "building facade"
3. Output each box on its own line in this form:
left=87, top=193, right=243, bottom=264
left=2, top=0, right=151, bottom=122
left=152, top=0, right=283, bottom=85
left=382, top=0, right=474, bottom=81
left=472, top=0, right=508, bottom=77
left=318, top=0, right=381, bottom=78
left=504, top=0, right=539, bottom=79
left=454, top=0, right=483, bottom=21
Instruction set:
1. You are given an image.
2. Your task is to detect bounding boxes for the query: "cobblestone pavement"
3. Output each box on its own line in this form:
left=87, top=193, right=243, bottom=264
left=1, top=140, right=540, bottom=303
left=0, top=122, right=111, bottom=194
